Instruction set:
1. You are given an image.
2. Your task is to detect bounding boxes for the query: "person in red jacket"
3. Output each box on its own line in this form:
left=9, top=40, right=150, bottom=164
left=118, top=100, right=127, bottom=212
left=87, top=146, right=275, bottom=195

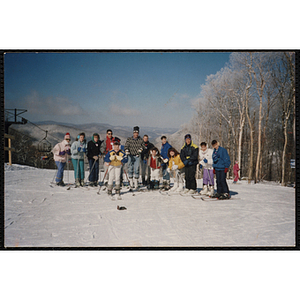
left=103, top=129, right=115, bottom=187
left=233, top=161, right=240, bottom=184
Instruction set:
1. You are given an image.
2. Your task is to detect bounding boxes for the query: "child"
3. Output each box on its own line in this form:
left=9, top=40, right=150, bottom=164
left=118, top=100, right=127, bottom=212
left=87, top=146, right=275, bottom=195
left=180, top=134, right=199, bottom=194
left=167, top=148, right=185, bottom=192
left=104, top=141, right=128, bottom=198
left=71, top=132, right=87, bottom=187
left=51, top=133, right=71, bottom=186
left=87, top=133, right=103, bottom=186
left=199, top=142, right=215, bottom=196
left=146, top=147, right=163, bottom=190
left=211, top=140, right=231, bottom=199
left=233, top=161, right=240, bottom=183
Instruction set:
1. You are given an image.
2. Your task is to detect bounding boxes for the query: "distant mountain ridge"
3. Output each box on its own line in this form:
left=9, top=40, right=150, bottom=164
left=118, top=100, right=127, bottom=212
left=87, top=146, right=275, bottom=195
left=10, top=121, right=181, bottom=150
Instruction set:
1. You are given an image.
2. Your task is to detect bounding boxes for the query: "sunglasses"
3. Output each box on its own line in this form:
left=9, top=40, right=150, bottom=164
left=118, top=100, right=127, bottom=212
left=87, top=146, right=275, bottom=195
left=107, top=133, right=112, bottom=135
left=66, top=139, right=71, bottom=141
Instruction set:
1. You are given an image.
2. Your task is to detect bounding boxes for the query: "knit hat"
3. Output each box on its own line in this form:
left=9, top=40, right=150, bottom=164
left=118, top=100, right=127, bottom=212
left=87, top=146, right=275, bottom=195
left=133, top=126, right=139, bottom=133
left=184, top=134, right=191, bottom=140
left=64, top=133, right=71, bottom=140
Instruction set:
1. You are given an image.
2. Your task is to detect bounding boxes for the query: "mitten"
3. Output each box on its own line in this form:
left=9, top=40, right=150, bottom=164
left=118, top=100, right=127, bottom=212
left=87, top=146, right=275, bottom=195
left=183, top=160, right=189, bottom=166
left=213, top=169, right=216, bottom=174
left=163, top=158, right=168, bottom=163
left=59, top=151, right=65, bottom=155
left=203, top=158, right=208, bottom=163
left=199, top=164, right=202, bottom=169
left=224, top=168, right=228, bottom=173
left=77, top=147, right=81, bottom=152
left=82, top=148, right=86, bottom=153
left=116, top=155, right=123, bottom=161
left=143, top=159, right=147, bottom=164
left=66, top=149, right=71, bottom=155
left=125, top=150, right=130, bottom=155
left=110, top=155, right=116, bottom=161
left=93, top=156, right=98, bottom=161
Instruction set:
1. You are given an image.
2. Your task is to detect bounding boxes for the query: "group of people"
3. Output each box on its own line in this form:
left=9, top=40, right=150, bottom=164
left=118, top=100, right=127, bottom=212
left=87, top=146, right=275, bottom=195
left=52, top=126, right=237, bottom=200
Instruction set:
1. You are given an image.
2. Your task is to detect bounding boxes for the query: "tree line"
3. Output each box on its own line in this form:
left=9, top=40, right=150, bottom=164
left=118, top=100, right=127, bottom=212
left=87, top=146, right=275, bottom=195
left=187, top=52, right=295, bottom=186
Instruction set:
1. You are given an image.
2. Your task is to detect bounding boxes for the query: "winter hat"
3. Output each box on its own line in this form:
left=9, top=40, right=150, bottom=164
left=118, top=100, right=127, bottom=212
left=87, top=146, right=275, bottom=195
left=133, top=126, right=139, bottom=133
left=184, top=134, right=191, bottom=140
left=64, top=133, right=71, bottom=140
left=113, top=140, right=120, bottom=146
left=114, top=137, right=121, bottom=143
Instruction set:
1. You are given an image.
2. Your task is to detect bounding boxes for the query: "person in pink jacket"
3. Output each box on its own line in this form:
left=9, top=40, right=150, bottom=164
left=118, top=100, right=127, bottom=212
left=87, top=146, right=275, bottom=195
left=233, top=161, right=240, bottom=184
left=51, top=133, right=71, bottom=186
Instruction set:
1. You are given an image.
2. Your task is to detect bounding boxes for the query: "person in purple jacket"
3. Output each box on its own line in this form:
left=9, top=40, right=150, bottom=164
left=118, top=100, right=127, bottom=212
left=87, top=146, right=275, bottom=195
left=211, top=140, right=231, bottom=199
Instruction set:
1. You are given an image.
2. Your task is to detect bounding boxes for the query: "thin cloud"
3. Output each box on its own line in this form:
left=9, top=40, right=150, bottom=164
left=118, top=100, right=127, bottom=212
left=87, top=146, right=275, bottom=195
left=109, top=104, right=140, bottom=116
left=24, top=90, right=87, bottom=116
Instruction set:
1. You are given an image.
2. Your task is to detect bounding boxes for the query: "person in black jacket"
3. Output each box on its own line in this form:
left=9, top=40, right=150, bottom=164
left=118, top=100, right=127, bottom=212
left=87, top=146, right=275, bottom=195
left=180, top=134, right=199, bottom=194
left=140, top=134, right=155, bottom=186
left=87, top=133, right=104, bottom=186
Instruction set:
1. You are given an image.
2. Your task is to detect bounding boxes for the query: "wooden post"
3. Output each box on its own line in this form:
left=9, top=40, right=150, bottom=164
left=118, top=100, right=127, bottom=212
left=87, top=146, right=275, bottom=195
left=4, top=134, right=15, bottom=165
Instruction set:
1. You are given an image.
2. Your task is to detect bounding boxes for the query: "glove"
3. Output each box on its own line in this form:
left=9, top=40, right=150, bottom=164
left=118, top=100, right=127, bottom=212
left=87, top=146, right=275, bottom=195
left=172, top=165, right=178, bottom=170
left=183, top=160, right=189, bottom=166
left=143, top=159, right=147, bottom=164
left=116, top=155, right=123, bottom=161
left=125, top=150, right=130, bottom=155
left=82, top=148, right=86, bottom=153
left=138, top=148, right=142, bottom=153
left=167, top=168, right=170, bottom=173
left=213, top=169, right=215, bottom=174
left=110, top=155, right=116, bottom=161
left=59, top=151, right=66, bottom=155
left=203, top=158, right=208, bottom=163
left=199, top=164, right=202, bottom=169
left=188, top=161, right=193, bottom=166
left=163, top=158, right=168, bottom=163
left=77, top=147, right=81, bottom=152
left=93, top=156, right=99, bottom=161
left=225, top=168, right=228, bottom=173
left=66, top=149, right=71, bottom=155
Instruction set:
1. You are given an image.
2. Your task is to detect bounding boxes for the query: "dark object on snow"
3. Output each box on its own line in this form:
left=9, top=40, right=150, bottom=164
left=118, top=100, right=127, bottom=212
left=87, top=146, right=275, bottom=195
left=117, top=205, right=127, bottom=210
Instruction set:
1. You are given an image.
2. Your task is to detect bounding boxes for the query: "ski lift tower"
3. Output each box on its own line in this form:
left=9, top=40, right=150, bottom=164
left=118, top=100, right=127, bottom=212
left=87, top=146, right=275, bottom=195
left=4, top=109, right=28, bottom=162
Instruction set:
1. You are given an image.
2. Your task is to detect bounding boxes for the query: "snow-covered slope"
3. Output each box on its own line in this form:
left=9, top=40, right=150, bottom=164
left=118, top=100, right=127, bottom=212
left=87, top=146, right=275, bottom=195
left=4, top=164, right=295, bottom=247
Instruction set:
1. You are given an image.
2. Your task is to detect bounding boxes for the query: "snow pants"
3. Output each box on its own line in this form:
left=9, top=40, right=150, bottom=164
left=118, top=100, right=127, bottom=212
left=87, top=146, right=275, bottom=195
left=203, top=168, right=214, bottom=186
left=215, top=169, right=229, bottom=194
left=108, top=165, right=122, bottom=186
left=162, top=164, right=170, bottom=181
left=174, top=169, right=185, bottom=184
left=150, top=168, right=160, bottom=181
left=140, top=160, right=150, bottom=183
left=88, top=158, right=99, bottom=183
left=185, top=164, right=197, bottom=190
left=128, top=155, right=140, bottom=179
left=72, top=158, right=85, bottom=180
left=55, top=161, right=66, bottom=183
left=233, top=172, right=239, bottom=182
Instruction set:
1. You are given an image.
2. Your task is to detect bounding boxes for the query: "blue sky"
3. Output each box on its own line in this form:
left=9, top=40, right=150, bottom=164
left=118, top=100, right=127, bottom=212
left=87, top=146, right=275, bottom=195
left=4, top=52, right=231, bottom=129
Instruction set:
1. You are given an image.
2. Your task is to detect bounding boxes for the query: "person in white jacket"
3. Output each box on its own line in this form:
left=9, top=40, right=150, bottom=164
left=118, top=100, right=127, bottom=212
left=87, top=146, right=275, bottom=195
left=199, top=142, right=215, bottom=196
left=51, top=133, right=71, bottom=186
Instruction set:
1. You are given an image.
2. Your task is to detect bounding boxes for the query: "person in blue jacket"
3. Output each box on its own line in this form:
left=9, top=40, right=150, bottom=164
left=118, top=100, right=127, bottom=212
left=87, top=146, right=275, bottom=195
left=211, top=140, right=231, bottom=199
left=160, top=136, right=172, bottom=190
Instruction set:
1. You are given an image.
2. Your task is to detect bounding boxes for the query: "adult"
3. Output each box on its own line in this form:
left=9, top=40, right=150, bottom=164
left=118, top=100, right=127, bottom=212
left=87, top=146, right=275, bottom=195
left=140, top=134, right=154, bottom=186
left=124, top=126, right=146, bottom=189
left=102, top=129, right=115, bottom=187
left=71, top=132, right=87, bottom=187
left=180, top=134, right=199, bottom=194
left=51, top=132, right=71, bottom=186
left=160, top=136, right=172, bottom=190
left=211, top=140, right=231, bottom=199
left=87, top=133, right=103, bottom=186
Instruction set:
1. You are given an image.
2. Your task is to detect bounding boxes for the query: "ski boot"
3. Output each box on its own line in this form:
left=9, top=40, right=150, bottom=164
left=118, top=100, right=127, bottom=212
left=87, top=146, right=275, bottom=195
left=211, top=192, right=221, bottom=198
left=218, top=193, right=230, bottom=200
left=200, top=185, right=208, bottom=195
left=207, top=185, right=215, bottom=197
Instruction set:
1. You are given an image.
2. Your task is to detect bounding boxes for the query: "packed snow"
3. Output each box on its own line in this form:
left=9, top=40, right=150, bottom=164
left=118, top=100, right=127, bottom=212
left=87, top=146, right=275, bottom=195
left=4, top=164, right=295, bottom=247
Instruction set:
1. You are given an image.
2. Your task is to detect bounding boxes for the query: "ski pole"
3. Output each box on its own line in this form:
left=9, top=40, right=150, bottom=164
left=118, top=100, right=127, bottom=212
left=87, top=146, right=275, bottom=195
left=122, top=162, right=133, bottom=190
left=88, top=159, right=97, bottom=182
left=97, top=163, right=110, bottom=194
left=51, top=160, right=59, bottom=184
